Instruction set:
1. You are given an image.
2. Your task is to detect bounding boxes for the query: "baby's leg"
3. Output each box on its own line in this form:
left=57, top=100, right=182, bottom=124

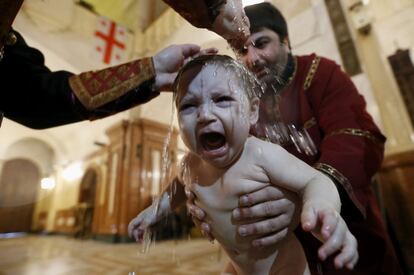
left=270, top=234, right=310, bottom=275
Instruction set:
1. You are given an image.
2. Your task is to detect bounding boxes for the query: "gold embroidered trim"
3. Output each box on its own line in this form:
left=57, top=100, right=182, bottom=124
left=304, top=56, right=321, bottom=90
left=327, top=128, right=384, bottom=147
left=304, top=117, right=317, bottom=130
left=314, top=162, right=365, bottom=217
left=69, top=57, right=155, bottom=110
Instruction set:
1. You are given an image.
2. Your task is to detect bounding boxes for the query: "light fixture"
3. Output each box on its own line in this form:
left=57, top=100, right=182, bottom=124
left=41, top=177, right=56, bottom=190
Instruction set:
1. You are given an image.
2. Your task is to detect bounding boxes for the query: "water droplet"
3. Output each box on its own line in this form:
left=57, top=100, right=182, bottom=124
left=140, top=229, right=153, bottom=254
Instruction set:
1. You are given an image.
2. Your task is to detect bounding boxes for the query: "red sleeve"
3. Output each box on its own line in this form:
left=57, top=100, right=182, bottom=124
left=310, top=59, right=386, bottom=218
left=163, top=0, right=225, bottom=29
left=69, top=57, right=157, bottom=111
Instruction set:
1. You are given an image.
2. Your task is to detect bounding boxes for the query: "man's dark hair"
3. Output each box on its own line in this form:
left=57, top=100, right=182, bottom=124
left=244, top=2, right=288, bottom=41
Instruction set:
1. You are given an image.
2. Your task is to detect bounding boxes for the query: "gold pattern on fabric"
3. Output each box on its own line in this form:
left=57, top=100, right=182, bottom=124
left=304, top=56, right=321, bottom=90
left=314, top=162, right=365, bottom=216
left=69, top=57, right=155, bottom=110
left=304, top=117, right=317, bottom=129
left=327, top=128, right=384, bottom=147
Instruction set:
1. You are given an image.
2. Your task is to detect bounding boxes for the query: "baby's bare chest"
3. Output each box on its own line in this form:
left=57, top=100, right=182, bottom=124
left=192, top=163, right=269, bottom=211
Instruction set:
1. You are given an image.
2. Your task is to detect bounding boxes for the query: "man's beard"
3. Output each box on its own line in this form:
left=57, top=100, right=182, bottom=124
left=259, top=52, right=291, bottom=93
left=259, top=65, right=286, bottom=92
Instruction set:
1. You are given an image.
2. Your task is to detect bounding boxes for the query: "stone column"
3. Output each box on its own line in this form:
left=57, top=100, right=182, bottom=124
left=343, top=0, right=414, bottom=154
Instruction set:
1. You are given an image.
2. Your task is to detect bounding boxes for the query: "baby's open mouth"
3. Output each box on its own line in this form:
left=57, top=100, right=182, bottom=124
left=200, top=132, right=226, bottom=151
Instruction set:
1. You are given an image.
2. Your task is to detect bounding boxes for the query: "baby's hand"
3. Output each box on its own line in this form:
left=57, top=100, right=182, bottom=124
left=301, top=202, right=358, bottom=270
left=128, top=206, right=159, bottom=242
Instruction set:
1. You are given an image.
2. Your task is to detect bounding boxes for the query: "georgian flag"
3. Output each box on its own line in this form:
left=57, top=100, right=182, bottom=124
left=94, top=16, right=127, bottom=65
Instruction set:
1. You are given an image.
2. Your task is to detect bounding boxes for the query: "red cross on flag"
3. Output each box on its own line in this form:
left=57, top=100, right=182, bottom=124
left=94, top=16, right=127, bottom=65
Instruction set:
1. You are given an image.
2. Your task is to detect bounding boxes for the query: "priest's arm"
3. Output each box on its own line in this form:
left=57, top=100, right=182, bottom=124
left=163, top=0, right=250, bottom=48
left=0, top=31, right=203, bottom=129
left=311, top=59, right=386, bottom=220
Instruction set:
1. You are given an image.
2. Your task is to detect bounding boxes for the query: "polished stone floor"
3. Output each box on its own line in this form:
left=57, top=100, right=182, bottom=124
left=0, top=235, right=228, bottom=275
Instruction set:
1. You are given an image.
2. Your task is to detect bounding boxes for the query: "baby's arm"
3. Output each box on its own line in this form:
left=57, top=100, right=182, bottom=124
left=255, top=139, right=358, bottom=269
left=128, top=176, right=186, bottom=242
left=256, top=139, right=340, bottom=213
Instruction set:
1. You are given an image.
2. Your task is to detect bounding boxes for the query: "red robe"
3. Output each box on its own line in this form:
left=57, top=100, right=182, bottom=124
left=163, top=0, right=225, bottom=29
left=258, top=54, right=402, bottom=274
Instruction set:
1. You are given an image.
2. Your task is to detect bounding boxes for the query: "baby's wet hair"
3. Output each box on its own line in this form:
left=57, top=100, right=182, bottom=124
left=173, top=54, right=263, bottom=104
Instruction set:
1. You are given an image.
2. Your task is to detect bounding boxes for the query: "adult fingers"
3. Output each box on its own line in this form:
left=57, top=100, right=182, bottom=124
left=199, top=47, right=219, bottom=55
left=187, top=209, right=214, bottom=242
left=186, top=201, right=206, bottom=221
left=238, top=186, right=285, bottom=207
left=179, top=44, right=201, bottom=58
left=237, top=213, right=291, bottom=237
left=200, top=222, right=215, bottom=242
left=184, top=185, right=195, bottom=200
left=251, top=228, right=289, bottom=247
left=233, top=198, right=292, bottom=220
left=184, top=47, right=219, bottom=65
left=184, top=186, right=213, bottom=241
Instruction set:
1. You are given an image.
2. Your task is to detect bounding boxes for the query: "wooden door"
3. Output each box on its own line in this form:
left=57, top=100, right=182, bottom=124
left=0, top=159, right=40, bottom=233
left=92, top=119, right=178, bottom=238
left=118, top=119, right=178, bottom=237
left=99, top=144, right=123, bottom=234
left=76, top=168, right=98, bottom=237
left=378, top=151, right=414, bottom=271
left=97, top=121, right=128, bottom=235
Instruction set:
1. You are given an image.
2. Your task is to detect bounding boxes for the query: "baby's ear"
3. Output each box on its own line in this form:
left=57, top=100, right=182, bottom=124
left=249, top=97, right=260, bottom=125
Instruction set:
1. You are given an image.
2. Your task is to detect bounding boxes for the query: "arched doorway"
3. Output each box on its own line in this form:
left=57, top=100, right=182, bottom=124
left=0, top=159, right=40, bottom=233
left=75, top=168, right=98, bottom=238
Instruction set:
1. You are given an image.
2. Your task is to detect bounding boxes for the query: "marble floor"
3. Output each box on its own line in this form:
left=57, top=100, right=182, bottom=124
left=0, top=235, right=228, bottom=275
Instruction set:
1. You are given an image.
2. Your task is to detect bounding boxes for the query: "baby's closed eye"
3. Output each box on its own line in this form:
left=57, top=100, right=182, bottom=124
left=214, top=95, right=234, bottom=107
left=179, top=102, right=197, bottom=113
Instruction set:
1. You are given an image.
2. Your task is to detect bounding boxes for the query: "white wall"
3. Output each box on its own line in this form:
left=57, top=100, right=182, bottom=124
left=371, top=1, right=414, bottom=58
left=280, top=0, right=383, bottom=127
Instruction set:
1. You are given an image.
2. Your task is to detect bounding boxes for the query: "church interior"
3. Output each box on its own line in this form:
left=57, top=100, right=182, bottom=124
left=1, top=0, right=414, bottom=274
